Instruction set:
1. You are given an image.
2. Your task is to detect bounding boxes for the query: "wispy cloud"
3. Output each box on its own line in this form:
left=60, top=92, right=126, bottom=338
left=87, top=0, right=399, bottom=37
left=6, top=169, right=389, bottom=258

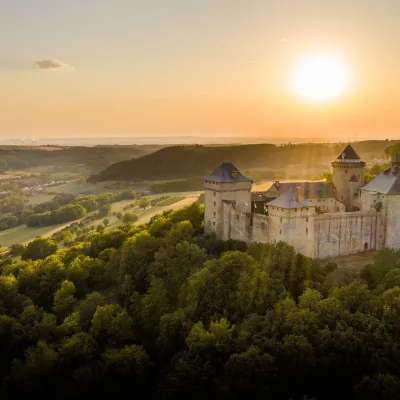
left=34, top=59, right=74, bottom=70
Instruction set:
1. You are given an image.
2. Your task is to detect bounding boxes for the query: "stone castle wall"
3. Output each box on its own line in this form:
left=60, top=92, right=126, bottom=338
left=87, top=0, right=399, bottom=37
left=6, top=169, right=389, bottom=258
left=221, top=205, right=315, bottom=258
left=252, top=209, right=315, bottom=257
left=386, top=195, right=400, bottom=249
left=313, top=211, right=383, bottom=259
left=220, top=203, right=385, bottom=259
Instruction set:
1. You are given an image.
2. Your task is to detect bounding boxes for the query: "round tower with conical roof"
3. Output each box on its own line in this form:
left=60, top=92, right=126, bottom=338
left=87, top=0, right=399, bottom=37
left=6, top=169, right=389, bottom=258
left=332, top=144, right=366, bottom=211
left=203, top=162, right=252, bottom=237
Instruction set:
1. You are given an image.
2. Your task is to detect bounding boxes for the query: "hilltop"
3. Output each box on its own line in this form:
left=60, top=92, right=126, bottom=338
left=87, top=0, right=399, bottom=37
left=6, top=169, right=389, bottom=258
left=0, top=145, right=163, bottom=174
left=90, top=140, right=397, bottom=182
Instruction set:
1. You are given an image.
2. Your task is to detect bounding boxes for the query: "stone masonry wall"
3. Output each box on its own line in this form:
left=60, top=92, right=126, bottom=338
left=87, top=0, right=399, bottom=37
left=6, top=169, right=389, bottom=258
left=221, top=203, right=385, bottom=260
left=386, top=195, right=400, bottom=249
left=222, top=204, right=315, bottom=258
left=313, top=211, right=379, bottom=259
left=251, top=210, right=315, bottom=258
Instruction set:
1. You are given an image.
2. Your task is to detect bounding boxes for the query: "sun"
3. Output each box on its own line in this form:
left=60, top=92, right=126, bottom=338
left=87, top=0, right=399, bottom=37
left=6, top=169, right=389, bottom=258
left=290, top=54, right=351, bottom=102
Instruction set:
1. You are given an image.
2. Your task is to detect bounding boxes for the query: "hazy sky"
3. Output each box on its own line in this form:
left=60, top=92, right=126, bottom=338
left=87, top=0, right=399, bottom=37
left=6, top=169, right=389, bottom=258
left=1, top=0, right=400, bottom=140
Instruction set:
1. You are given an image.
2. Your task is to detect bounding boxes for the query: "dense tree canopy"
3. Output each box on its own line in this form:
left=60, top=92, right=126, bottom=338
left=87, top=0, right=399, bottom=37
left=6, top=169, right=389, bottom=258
left=0, top=201, right=399, bottom=399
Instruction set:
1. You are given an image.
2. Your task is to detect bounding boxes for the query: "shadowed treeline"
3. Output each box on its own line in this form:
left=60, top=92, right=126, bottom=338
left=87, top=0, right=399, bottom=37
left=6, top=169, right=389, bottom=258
left=91, top=140, right=396, bottom=182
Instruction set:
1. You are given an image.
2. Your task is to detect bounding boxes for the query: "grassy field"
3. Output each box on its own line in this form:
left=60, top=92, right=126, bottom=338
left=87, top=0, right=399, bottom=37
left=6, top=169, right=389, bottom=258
left=320, top=252, right=376, bottom=271
left=158, top=196, right=185, bottom=206
left=100, top=194, right=200, bottom=232
left=0, top=224, right=67, bottom=247
left=43, top=180, right=122, bottom=196
left=0, top=191, right=202, bottom=248
left=27, top=193, right=55, bottom=206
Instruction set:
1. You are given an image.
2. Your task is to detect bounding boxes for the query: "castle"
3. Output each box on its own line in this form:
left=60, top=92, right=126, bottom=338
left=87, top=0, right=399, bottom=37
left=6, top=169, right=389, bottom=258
left=204, top=144, right=400, bottom=259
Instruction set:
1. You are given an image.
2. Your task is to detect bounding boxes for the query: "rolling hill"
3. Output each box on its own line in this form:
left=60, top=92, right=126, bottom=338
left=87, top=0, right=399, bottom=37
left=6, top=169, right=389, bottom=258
left=90, top=140, right=397, bottom=182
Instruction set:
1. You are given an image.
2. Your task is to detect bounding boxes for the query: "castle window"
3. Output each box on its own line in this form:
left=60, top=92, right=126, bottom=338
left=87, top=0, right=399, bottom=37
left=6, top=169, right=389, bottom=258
left=295, top=209, right=297, bottom=212
left=280, top=217, right=282, bottom=223
left=280, top=229, right=282, bottom=235
left=213, top=192, right=216, bottom=197
left=213, top=221, right=215, bottom=226
left=306, top=217, right=309, bottom=222
left=306, top=228, right=308, bottom=234
left=213, top=212, right=216, bottom=217
left=213, top=202, right=216, bottom=207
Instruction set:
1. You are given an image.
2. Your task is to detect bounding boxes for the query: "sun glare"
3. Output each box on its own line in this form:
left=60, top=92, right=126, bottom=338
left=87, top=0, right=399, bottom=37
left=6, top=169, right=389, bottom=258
left=290, top=54, right=351, bottom=102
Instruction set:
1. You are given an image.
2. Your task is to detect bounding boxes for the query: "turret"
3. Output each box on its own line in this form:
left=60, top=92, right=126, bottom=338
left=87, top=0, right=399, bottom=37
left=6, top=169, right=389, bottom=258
left=332, top=144, right=365, bottom=211
left=204, top=162, right=252, bottom=238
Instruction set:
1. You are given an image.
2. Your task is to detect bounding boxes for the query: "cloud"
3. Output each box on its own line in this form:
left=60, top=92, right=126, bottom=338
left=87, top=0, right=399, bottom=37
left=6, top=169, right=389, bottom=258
left=34, top=59, right=74, bottom=70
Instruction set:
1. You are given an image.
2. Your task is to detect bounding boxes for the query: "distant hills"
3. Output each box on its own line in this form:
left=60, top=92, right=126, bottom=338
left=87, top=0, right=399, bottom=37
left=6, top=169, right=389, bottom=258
left=90, top=140, right=397, bottom=182
left=0, top=145, right=162, bottom=173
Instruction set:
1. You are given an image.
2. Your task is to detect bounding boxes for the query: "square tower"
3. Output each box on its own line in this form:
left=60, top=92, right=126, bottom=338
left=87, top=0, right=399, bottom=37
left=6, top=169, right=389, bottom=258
left=332, top=144, right=365, bottom=211
left=204, top=162, right=252, bottom=237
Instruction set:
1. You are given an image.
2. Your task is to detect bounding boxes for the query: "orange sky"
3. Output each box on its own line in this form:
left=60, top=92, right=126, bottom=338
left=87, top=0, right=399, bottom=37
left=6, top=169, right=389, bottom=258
left=1, top=1, right=400, bottom=140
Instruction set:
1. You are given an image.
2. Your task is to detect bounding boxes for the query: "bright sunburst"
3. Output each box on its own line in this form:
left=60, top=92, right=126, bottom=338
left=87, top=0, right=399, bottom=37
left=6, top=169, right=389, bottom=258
left=290, top=54, right=351, bottom=102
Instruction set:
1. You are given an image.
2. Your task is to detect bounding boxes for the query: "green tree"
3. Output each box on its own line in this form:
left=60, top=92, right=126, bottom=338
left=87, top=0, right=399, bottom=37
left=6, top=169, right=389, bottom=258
left=139, top=198, right=150, bottom=210
left=96, top=224, right=105, bottom=233
left=122, top=212, right=138, bottom=224
left=140, top=277, right=170, bottom=336
left=53, top=280, right=77, bottom=319
left=59, top=332, right=97, bottom=363
left=23, top=237, right=58, bottom=260
left=78, top=291, right=107, bottom=323
left=98, top=204, right=111, bottom=218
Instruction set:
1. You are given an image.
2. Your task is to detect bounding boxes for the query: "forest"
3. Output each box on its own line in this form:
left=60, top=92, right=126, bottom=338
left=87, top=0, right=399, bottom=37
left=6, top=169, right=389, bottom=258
left=0, top=201, right=398, bottom=399
left=0, top=145, right=159, bottom=173
left=89, top=140, right=396, bottom=182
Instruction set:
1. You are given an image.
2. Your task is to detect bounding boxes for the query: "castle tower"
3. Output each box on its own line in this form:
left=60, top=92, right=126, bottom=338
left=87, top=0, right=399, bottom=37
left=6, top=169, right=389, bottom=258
left=332, top=144, right=365, bottom=211
left=204, top=162, right=252, bottom=238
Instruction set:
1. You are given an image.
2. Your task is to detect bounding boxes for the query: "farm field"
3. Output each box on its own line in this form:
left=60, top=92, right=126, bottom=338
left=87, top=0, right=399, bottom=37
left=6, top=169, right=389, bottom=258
left=0, top=191, right=202, bottom=248
left=43, top=180, right=122, bottom=196
left=27, top=193, right=56, bottom=206
left=104, top=193, right=201, bottom=230
left=0, top=224, right=68, bottom=248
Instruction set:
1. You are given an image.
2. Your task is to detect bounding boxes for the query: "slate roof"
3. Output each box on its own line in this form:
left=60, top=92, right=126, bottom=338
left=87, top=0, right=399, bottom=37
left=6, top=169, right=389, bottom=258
left=336, top=144, right=361, bottom=161
left=204, top=162, right=251, bottom=183
left=266, top=189, right=314, bottom=209
left=270, top=181, right=335, bottom=198
left=349, top=174, right=359, bottom=183
left=361, top=165, right=400, bottom=195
